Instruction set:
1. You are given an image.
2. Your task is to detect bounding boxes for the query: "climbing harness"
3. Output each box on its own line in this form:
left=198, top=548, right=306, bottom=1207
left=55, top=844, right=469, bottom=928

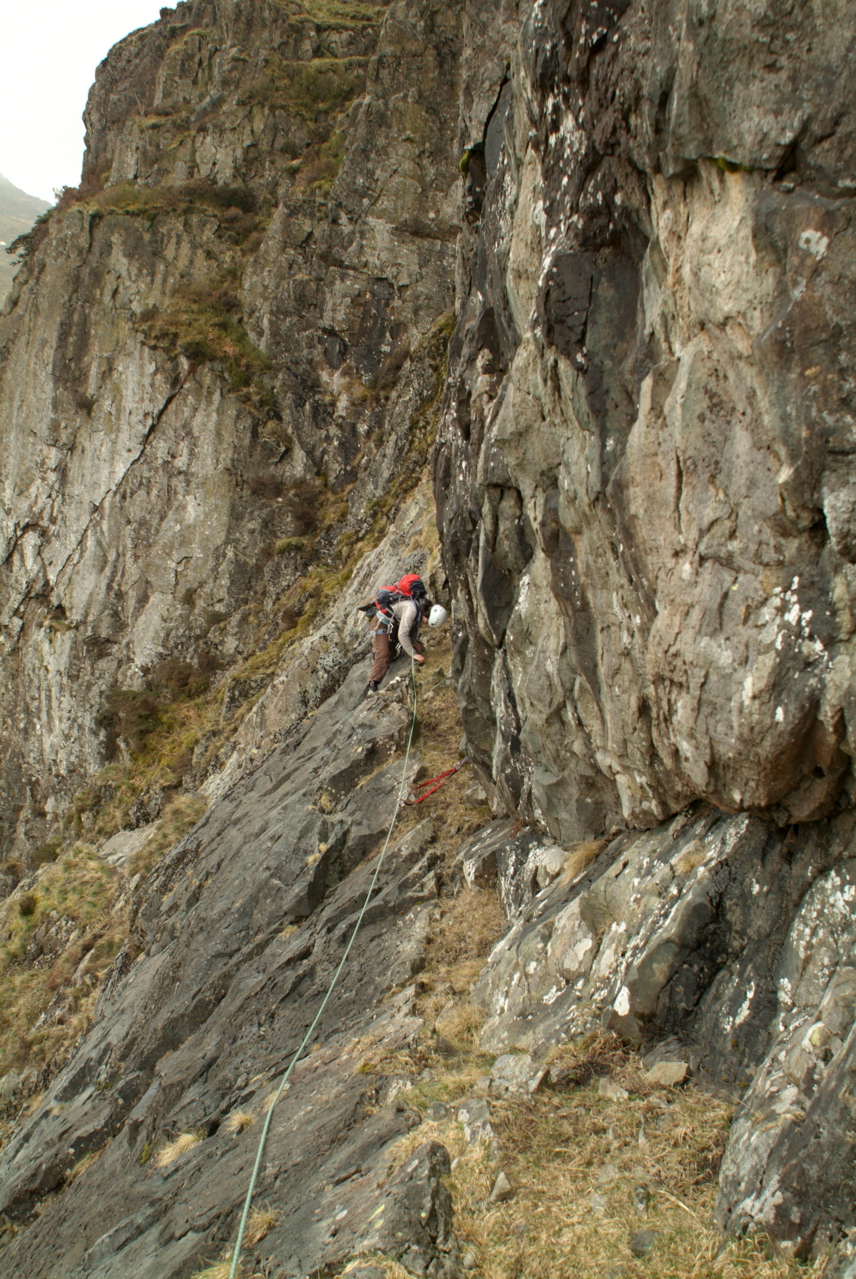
left=403, top=758, right=469, bottom=806
left=228, top=657, right=420, bottom=1279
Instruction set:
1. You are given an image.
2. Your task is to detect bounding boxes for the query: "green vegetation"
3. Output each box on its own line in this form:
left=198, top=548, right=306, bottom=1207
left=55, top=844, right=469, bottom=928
left=97, top=654, right=217, bottom=762
left=273, top=536, right=308, bottom=555
left=288, top=0, right=391, bottom=27
left=140, top=268, right=272, bottom=398
left=90, top=177, right=262, bottom=227
left=243, top=50, right=368, bottom=190
left=712, top=156, right=751, bottom=174
left=245, top=55, right=367, bottom=119
left=8, top=176, right=275, bottom=402
left=296, top=129, right=347, bottom=191
left=0, top=846, right=124, bottom=1076
left=5, top=208, right=53, bottom=268
left=1, top=172, right=53, bottom=297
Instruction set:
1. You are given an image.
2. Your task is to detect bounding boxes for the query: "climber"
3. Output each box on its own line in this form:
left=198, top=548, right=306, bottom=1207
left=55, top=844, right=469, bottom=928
left=367, top=578, right=429, bottom=692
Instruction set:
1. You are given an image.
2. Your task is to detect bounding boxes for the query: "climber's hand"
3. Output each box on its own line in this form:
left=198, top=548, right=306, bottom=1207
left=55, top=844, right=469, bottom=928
left=414, top=654, right=426, bottom=665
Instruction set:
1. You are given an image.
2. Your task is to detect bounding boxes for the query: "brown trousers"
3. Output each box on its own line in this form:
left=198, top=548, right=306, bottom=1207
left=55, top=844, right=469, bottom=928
left=368, top=629, right=393, bottom=685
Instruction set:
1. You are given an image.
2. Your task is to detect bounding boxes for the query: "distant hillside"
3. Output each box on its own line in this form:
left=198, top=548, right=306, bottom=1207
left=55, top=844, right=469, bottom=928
left=0, top=174, right=50, bottom=304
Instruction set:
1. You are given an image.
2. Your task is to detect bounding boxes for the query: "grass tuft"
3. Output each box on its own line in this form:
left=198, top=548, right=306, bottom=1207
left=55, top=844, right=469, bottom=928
left=153, top=1130, right=204, bottom=1168
left=434, top=1001, right=488, bottom=1054
left=560, top=838, right=608, bottom=886
left=223, top=1108, right=255, bottom=1136
left=338, top=1256, right=412, bottom=1279
left=187, top=1263, right=235, bottom=1279
left=245, top=1203, right=277, bottom=1247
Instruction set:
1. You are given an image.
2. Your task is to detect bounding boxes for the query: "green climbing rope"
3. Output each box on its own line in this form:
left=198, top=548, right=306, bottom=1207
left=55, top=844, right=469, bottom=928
left=228, top=660, right=419, bottom=1279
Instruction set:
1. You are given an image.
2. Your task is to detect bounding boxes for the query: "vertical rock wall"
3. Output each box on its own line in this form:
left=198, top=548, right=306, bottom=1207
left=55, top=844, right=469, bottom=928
left=432, top=0, right=856, bottom=1259
left=437, top=0, right=856, bottom=844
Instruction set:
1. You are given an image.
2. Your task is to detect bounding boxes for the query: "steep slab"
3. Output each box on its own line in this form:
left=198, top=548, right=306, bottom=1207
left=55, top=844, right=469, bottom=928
left=0, top=665, right=463, bottom=1277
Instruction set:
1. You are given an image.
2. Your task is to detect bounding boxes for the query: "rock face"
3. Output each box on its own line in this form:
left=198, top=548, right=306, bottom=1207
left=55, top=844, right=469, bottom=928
left=436, top=0, right=856, bottom=843
left=431, top=4, right=856, bottom=1258
left=2, top=0, right=856, bottom=1273
left=0, top=666, right=462, bottom=1278
left=470, top=807, right=856, bottom=1257
left=0, top=0, right=460, bottom=860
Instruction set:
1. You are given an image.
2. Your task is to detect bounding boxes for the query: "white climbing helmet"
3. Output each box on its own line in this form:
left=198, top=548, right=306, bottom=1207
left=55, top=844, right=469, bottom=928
left=428, top=604, right=448, bottom=628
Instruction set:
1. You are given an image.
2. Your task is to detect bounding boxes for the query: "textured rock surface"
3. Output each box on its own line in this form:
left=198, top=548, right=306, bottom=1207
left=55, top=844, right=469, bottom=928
left=471, top=806, right=856, bottom=1255
left=2, top=0, right=856, bottom=1270
left=715, top=856, right=856, bottom=1255
left=0, top=0, right=461, bottom=861
left=0, top=665, right=463, bottom=1277
left=437, top=0, right=856, bottom=843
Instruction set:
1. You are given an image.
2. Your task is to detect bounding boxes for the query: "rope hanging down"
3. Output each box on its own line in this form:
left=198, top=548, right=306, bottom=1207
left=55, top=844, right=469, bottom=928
left=228, top=660, right=420, bottom=1279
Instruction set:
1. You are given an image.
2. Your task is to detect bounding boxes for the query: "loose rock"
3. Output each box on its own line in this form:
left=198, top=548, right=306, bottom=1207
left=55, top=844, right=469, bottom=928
left=598, top=1077, right=629, bottom=1101
left=644, top=1062, right=689, bottom=1088
left=489, top=1171, right=514, bottom=1204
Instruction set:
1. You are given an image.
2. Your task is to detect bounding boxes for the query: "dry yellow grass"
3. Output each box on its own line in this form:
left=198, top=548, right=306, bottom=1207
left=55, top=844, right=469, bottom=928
left=560, top=837, right=609, bottom=886
left=244, top=1203, right=277, bottom=1247
left=338, top=1256, right=412, bottom=1279
left=263, top=1086, right=288, bottom=1114
left=673, top=841, right=710, bottom=876
left=416, top=884, right=505, bottom=1023
left=434, top=1000, right=488, bottom=1053
left=223, top=1108, right=255, bottom=1135
left=187, top=1263, right=233, bottom=1279
left=153, top=1130, right=204, bottom=1168
left=390, top=1033, right=829, bottom=1279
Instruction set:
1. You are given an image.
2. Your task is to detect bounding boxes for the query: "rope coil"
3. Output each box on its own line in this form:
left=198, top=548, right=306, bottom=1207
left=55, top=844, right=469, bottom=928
left=228, top=660, right=419, bottom=1278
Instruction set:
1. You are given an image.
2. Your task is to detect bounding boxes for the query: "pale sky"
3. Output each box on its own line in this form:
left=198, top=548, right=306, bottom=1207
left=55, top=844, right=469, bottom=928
left=1, top=1, right=166, bottom=202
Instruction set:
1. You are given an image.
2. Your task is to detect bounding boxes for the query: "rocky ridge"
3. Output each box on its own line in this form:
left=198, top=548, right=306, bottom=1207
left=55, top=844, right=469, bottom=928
left=0, top=0, right=855, bottom=1275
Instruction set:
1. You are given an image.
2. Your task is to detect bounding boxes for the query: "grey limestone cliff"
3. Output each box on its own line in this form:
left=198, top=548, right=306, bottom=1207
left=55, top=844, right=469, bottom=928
left=1, top=0, right=856, bottom=1275
left=0, top=0, right=460, bottom=862
left=437, top=0, right=856, bottom=843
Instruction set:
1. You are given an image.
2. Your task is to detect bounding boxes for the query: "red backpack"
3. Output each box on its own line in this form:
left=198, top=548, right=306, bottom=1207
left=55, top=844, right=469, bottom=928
left=357, top=575, right=426, bottom=620
left=395, top=573, right=424, bottom=599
